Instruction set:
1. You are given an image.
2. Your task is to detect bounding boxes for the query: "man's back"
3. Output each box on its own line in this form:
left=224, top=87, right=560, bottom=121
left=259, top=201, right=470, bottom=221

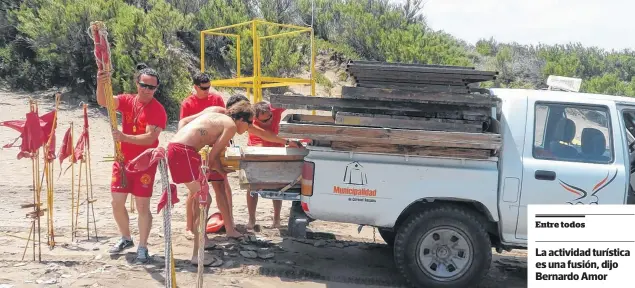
left=172, top=112, right=233, bottom=151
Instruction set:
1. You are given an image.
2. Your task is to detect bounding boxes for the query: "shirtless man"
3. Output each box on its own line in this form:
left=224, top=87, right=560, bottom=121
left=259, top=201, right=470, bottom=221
left=177, top=95, right=301, bottom=236
left=166, top=100, right=254, bottom=264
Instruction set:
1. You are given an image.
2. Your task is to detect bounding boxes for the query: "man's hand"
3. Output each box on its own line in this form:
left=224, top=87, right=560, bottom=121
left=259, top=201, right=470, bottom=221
left=112, top=129, right=127, bottom=143
left=287, top=140, right=300, bottom=148
left=210, top=160, right=228, bottom=175
left=97, top=70, right=109, bottom=84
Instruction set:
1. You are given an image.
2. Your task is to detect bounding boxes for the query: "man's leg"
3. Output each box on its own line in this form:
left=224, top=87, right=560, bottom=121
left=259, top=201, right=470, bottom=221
left=110, top=192, right=134, bottom=252
left=210, top=180, right=241, bottom=238
left=272, top=200, right=282, bottom=228
left=133, top=195, right=152, bottom=263
left=246, top=190, right=258, bottom=230
left=224, top=179, right=234, bottom=223
left=184, top=181, right=205, bottom=264
left=109, top=162, right=134, bottom=254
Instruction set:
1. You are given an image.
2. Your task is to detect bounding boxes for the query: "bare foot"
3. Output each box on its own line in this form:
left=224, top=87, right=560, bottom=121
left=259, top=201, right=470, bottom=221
left=226, top=230, right=243, bottom=239
left=191, top=254, right=215, bottom=266
left=246, top=221, right=256, bottom=231
left=271, top=221, right=282, bottom=229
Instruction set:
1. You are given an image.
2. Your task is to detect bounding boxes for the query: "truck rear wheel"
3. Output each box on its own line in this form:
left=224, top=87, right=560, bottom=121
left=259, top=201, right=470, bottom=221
left=393, top=205, right=492, bottom=288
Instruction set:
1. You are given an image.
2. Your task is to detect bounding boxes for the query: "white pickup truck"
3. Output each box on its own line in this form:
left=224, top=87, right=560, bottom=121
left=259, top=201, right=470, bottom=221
left=255, top=86, right=635, bottom=287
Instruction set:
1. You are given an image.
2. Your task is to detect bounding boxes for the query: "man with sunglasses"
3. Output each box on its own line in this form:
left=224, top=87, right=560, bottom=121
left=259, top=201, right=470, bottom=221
left=96, top=63, right=167, bottom=264
left=246, top=101, right=299, bottom=230
left=167, top=100, right=255, bottom=265
left=179, top=72, right=230, bottom=241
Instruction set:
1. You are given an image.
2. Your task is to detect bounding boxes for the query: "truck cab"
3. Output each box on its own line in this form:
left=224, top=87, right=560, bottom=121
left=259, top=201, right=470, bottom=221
left=288, top=85, right=635, bottom=288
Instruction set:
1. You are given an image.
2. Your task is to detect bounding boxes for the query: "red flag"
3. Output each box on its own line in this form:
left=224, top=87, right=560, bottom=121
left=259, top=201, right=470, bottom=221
left=157, top=183, right=179, bottom=214
left=91, top=23, right=110, bottom=71
left=58, top=127, right=73, bottom=165
left=73, top=106, right=90, bottom=162
left=0, top=110, right=56, bottom=159
left=126, top=147, right=166, bottom=173
left=40, top=110, right=57, bottom=162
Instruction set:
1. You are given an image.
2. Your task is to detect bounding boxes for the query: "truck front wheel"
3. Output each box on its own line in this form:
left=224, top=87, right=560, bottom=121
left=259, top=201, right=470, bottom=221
left=393, top=205, right=492, bottom=288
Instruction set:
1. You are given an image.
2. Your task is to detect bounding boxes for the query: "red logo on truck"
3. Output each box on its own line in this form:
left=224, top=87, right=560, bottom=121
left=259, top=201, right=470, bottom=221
left=559, top=169, right=617, bottom=205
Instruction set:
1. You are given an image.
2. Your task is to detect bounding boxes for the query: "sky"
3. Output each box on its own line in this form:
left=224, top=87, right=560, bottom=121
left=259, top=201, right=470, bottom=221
left=396, top=0, right=634, bottom=51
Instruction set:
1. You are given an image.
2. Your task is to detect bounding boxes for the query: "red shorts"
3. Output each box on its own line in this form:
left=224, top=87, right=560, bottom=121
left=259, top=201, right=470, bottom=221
left=167, top=143, right=225, bottom=184
left=111, top=161, right=157, bottom=198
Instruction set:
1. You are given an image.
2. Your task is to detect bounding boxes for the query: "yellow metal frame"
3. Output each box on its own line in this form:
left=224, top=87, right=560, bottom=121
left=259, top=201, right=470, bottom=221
left=200, top=19, right=316, bottom=105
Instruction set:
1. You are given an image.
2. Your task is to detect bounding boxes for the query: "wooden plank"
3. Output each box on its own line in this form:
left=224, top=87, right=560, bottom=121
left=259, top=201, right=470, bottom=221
left=340, top=86, right=499, bottom=107
left=269, top=95, right=492, bottom=117
left=227, top=146, right=308, bottom=161
left=346, top=63, right=498, bottom=76
left=349, top=70, right=495, bottom=83
left=278, top=120, right=502, bottom=150
left=335, top=112, right=484, bottom=132
left=356, top=82, right=469, bottom=92
left=330, top=142, right=492, bottom=159
left=287, top=114, right=335, bottom=124
left=347, top=60, right=475, bottom=70
left=239, top=161, right=303, bottom=185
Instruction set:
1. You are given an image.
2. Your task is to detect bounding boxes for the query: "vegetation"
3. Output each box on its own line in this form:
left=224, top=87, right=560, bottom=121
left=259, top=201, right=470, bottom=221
left=1, top=0, right=634, bottom=119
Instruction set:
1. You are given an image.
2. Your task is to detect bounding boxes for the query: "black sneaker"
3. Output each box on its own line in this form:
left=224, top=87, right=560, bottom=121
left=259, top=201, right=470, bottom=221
left=109, top=237, right=134, bottom=254
left=135, top=246, right=151, bottom=264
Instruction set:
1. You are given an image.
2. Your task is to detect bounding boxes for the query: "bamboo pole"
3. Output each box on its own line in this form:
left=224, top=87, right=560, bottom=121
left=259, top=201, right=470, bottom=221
left=70, top=122, right=75, bottom=242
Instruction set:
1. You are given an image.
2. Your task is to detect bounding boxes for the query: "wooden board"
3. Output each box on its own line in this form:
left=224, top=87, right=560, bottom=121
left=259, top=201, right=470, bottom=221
left=238, top=161, right=303, bottom=185
left=226, top=146, right=308, bottom=162
left=269, top=94, right=492, bottom=121
left=278, top=120, right=502, bottom=150
left=330, top=142, right=492, bottom=159
left=346, top=63, right=498, bottom=76
left=340, top=86, right=499, bottom=107
left=335, top=112, right=484, bottom=132
left=286, top=114, right=335, bottom=124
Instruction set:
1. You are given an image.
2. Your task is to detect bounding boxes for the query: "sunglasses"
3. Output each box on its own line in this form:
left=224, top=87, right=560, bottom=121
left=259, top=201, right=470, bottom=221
left=198, top=82, right=211, bottom=90
left=138, top=82, right=157, bottom=90
left=258, top=113, right=273, bottom=123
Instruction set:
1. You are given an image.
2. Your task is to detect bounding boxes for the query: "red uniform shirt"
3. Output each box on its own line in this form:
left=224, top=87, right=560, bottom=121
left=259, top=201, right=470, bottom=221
left=248, top=105, right=286, bottom=147
left=116, top=93, right=167, bottom=162
left=179, top=92, right=225, bottom=119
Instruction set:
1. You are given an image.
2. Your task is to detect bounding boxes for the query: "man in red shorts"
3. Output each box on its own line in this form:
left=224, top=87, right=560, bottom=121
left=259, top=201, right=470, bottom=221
left=246, top=101, right=289, bottom=230
left=96, top=63, right=167, bottom=264
left=167, top=100, right=254, bottom=264
left=179, top=72, right=230, bottom=239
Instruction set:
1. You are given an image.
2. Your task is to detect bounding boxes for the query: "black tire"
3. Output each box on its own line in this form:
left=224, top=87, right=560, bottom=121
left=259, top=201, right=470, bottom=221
left=393, top=205, right=492, bottom=288
left=378, top=228, right=396, bottom=246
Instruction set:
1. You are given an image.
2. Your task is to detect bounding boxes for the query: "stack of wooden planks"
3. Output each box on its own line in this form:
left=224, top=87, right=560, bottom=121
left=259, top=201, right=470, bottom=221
left=225, top=146, right=308, bottom=191
left=267, top=61, right=502, bottom=160
left=346, top=60, right=498, bottom=93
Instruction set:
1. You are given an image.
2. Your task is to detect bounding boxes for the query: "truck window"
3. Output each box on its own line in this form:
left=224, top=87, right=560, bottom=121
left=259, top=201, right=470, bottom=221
left=533, top=103, right=613, bottom=164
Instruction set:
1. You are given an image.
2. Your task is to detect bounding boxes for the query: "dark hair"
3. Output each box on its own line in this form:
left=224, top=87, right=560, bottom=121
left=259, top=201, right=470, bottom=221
left=253, top=101, right=271, bottom=117
left=226, top=100, right=255, bottom=123
left=192, top=72, right=211, bottom=85
left=135, top=62, right=160, bottom=85
left=227, top=94, right=250, bottom=109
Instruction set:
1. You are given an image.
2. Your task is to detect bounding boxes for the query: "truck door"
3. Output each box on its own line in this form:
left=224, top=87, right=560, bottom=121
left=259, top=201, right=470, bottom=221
left=515, top=95, right=627, bottom=240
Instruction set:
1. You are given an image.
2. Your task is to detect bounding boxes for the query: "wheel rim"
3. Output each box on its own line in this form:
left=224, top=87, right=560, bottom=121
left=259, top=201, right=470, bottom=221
left=416, top=226, right=473, bottom=282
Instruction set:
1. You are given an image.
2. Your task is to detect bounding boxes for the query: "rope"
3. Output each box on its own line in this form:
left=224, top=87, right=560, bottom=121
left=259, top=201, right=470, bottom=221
left=196, top=145, right=211, bottom=288
left=158, top=159, right=176, bottom=288
left=88, top=21, right=127, bottom=188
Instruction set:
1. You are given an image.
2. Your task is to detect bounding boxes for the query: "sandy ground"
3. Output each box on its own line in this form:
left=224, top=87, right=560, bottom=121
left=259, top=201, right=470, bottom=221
left=0, top=89, right=528, bottom=288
